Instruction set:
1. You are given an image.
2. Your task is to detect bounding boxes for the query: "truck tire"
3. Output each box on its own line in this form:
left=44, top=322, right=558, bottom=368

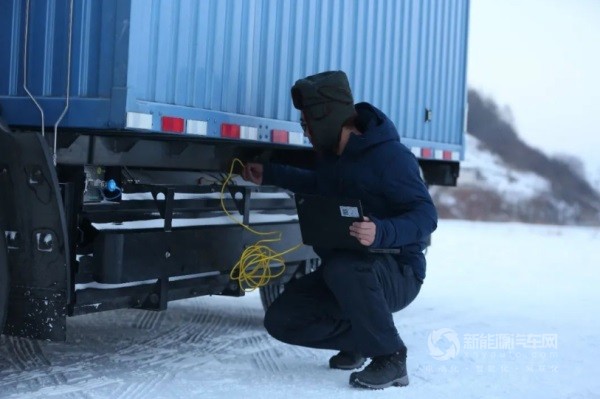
left=259, top=283, right=285, bottom=311
left=0, top=230, right=9, bottom=333
left=260, top=259, right=320, bottom=311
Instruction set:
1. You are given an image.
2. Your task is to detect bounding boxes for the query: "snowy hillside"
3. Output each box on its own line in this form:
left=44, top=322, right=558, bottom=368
left=461, top=134, right=551, bottom=200
left=464, top=89, right=600, bottom=225
left=1, top=219, right=599, bottom=398
left=434, top=135, right=551, bottom=208
left=430, top=134, right=597, bottom=225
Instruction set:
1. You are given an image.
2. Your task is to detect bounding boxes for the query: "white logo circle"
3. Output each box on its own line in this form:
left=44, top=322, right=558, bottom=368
left=428, top=328, right=460, bottom=361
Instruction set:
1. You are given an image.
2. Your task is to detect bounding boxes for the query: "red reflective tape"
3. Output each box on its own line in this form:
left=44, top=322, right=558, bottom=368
left=443, top=150, right=453, bottom=160
left=271, top=129, right=289, bottom=144
left=421, top=148, right=433, bottom=158
left=161, top=116, right=185, bottom=133
left=221, top=123, right=241, bottom=139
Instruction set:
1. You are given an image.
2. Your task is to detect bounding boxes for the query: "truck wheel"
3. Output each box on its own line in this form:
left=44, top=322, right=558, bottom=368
left=259, top=259, right=320, bottom=311
left=259, top=283, right=285, bottom=311
left=0, top=231, right=9, bottom=333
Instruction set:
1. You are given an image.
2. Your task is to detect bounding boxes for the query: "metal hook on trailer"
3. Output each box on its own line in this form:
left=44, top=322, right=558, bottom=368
left=22, top=0, right=45, bottom=139
left=53, top=0, right=75, bottom=166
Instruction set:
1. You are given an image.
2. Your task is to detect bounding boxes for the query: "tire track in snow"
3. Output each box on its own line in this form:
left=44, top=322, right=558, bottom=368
left=175, top=297, right=252, bottom=344
left=7, top=336, right=50, bottom=370
left=0, top=297, right=265, bottom=397
left=115, top=370, right=172, bottom=399
left=133, top=309, right=165, bottom=330
left=0, top=322, right=199, bottom=395
left=0, top=322, right=183, bottom=391
left=92, top=301, right=230, bottom=369
left=184, top=311, right=224, bottom=344
left=242, top=334, right=287, bottom=373
left=286, top=342, right=319, bottom=359
left=183, top=302, right=263, bottom=353
left=5, top=376, right=120, bottom=399
left=223, top=304, right=263, bottom=334
left=64, top=391, right=93, bottom=399
left=3, top=336, right=70, bottom=388
left=2, top=304, right=205, bottom=383
left=195, top=303, right=268, bottom=356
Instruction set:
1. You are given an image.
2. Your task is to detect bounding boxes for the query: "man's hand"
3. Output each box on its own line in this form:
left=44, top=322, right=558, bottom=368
left=242, top=162, right=264, bottom=185
left=349, top=216, right=376, bottom=246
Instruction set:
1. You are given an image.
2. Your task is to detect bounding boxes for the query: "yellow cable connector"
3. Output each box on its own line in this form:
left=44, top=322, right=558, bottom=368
left=220, top=158, right=302, bottom=292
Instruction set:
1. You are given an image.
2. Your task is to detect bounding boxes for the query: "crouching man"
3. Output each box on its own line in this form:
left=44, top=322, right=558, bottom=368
left=242, top=71, right=437, bottom=390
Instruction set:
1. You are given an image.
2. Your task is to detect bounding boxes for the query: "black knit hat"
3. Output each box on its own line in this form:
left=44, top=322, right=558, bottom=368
left=291, top=71, right=355, bottom=151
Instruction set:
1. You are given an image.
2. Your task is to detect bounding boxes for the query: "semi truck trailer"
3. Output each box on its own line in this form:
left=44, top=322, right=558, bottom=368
left=0, top=0, right=469, bottom=341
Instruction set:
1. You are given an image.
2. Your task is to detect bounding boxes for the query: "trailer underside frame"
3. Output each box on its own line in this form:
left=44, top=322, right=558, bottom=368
left=0, top=127, right=458, bottom=341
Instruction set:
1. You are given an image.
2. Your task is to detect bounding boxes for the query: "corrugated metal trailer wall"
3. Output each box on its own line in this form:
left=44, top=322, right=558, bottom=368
left=0, top=0, right=469, bottom=153
left=0, top=0, right=131, bottom=128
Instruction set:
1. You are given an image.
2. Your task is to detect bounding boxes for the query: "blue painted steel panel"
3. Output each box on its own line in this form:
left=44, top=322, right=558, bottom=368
left=0, top=0, right=130, bottom=128
left=0, top=0, right=469, bottom=151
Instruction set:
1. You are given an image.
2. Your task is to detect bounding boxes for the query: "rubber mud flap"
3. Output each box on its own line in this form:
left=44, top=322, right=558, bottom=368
left=0, top=230, right=8, bottom=333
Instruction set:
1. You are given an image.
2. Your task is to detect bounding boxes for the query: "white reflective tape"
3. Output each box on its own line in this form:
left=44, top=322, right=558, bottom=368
left=434, top=149, right=444, bottom=159
left=187, top=119, right=207, bottom=135
left=289, top=131, right=304, bottom=145
left=126, top=112, right=153, bottom=130
left=303, top=136, right=311, bottom=146
left=241, top=126, right=258, bottom=140
left=411, top=147, right=421, bottom=157
left=452, top=151, right=461, bottom=161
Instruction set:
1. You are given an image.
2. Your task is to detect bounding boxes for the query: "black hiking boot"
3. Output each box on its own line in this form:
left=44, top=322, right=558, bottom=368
left=329, top=351, right=367, bottom=370
left=349, top=349, right=409, bottom=389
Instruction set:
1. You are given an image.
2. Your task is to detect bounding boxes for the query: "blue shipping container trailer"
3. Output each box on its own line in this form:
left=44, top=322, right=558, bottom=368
left=0, top=0, right=469, bottom=340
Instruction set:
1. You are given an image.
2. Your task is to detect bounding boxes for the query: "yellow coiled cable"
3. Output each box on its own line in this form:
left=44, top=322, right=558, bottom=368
left=220, top=159, right=302, bottom=292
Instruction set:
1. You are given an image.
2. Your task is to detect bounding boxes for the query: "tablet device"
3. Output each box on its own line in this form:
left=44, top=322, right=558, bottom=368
left=294, top=193, right=365, bottom=250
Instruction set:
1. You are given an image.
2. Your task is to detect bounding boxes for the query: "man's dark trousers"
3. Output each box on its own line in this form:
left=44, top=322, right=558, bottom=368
left=264, top=252, right=422, bottom=357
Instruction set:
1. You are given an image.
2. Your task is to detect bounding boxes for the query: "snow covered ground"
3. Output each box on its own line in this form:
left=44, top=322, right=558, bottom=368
left=1, top=219, right=599, bottom=399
